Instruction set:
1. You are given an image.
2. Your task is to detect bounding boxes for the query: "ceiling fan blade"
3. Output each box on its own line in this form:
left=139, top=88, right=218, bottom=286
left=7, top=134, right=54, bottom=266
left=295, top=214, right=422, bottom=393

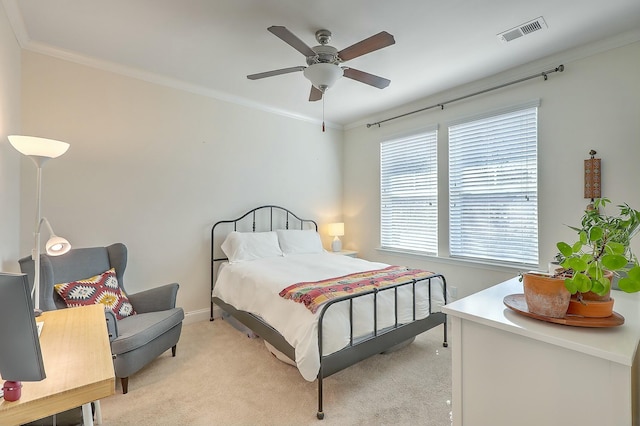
left=343, top=67, right=391, bottom=89
left=268, top=26, right=317, bottom=57
left=309, top=85, right=323, bottom=102
left=247, top=66, right=305, bottom=80
left=338, top=31, right=395, bottom=62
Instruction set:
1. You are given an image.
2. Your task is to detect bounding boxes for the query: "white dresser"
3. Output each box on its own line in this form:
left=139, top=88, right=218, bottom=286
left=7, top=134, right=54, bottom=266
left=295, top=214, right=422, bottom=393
left=442, top=277, right=640, bottom=426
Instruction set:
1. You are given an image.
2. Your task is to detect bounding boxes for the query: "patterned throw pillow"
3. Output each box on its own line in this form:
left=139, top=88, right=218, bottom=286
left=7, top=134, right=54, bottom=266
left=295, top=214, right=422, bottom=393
left=54, top=268, right=136, bottom=320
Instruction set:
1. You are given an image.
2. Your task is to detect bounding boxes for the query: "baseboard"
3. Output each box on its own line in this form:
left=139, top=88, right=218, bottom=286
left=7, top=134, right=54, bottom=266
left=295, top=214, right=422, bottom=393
left=183, top=306, right=223, bottom=324
left=183, top=308, right=209, bottom=324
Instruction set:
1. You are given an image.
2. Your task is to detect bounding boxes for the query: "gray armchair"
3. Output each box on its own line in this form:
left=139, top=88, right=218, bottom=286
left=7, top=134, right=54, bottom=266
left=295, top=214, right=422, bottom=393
left=19, top=243, right=184, bottom=394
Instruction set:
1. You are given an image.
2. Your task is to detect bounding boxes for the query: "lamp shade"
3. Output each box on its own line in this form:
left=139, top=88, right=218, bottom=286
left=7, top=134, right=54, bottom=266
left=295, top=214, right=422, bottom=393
left=303, top=63, right=343, bottom=92
left=328, top=222, right=345, bottom=237
left=40, top=218, right=72, bottom=256
left=45, top=236, right=71, bottom=256
left=8, top=135, right=70, bottom=159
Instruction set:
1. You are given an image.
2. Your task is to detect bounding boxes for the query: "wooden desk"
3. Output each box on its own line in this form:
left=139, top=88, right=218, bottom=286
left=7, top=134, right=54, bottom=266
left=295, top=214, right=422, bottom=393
left=0, top=304, right=115, bottom=426
left=442, top=277, right=640, bottom=426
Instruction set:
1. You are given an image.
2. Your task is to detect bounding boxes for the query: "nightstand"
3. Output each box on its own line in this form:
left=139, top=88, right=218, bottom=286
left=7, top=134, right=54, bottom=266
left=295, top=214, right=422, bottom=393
left=331, top=250, right=358, bottom=258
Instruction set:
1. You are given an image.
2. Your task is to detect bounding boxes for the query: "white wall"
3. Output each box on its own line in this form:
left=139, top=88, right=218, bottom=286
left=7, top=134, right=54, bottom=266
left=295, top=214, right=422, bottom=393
left=343, top=36, right=640, bottom=299
left=0, top=3, right=22, bottom=272
left=19, top=51, right=344, bottom=319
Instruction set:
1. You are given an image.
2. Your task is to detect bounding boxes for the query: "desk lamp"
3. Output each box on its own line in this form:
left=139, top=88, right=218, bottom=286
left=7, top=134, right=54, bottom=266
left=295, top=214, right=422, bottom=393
left=9, top=136, right=72, bottom=314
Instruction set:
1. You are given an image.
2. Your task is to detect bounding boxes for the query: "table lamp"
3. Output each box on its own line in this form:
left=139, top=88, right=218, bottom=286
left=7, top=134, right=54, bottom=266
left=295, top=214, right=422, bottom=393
left=328, top=222, right=344, bottom=252
left=9, top=135, right=72, bottom=313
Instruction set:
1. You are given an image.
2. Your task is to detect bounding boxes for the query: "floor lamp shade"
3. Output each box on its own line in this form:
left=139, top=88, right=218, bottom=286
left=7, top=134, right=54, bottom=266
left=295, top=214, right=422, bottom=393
left=8, top=135, right=69, bottom=161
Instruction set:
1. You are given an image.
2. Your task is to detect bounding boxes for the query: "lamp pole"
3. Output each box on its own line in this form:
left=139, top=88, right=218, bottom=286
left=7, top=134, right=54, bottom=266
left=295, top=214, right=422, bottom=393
left=32, top=159, right=45, bottom=313
left=30, top=158, right=71, bottom=312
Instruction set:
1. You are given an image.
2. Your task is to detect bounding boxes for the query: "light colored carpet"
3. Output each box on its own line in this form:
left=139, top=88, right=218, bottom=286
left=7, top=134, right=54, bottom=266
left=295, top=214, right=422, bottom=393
left=99, top=318, right=452, bottom=425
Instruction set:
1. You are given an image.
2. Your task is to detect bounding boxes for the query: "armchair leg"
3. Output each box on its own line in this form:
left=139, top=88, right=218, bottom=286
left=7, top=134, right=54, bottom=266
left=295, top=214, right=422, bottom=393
left=172, top=344, right=177, bottom=357
left=121, top=377, right=129, bottom=394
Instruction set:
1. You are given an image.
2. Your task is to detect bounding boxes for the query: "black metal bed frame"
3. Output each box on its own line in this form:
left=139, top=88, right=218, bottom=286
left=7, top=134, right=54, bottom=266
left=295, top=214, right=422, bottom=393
left=210, top=205, right=448, bottom=420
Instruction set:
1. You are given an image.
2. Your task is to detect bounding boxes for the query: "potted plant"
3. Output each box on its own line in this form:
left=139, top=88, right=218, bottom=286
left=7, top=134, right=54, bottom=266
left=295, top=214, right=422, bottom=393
left=519, top=270, right=572, bottom=318
left=556, top=198, right=640, bottom=316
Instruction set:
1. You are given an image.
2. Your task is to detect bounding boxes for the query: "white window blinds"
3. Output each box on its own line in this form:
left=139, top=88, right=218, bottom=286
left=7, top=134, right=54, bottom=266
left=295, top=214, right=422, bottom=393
left=380, top=130, right=438, bottom=255
left=448, top=105, right=538, bottom=265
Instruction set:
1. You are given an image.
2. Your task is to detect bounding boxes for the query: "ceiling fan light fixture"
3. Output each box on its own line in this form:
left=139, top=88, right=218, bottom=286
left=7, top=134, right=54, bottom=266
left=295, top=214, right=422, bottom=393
left=303, top=63, right=343, bottom=92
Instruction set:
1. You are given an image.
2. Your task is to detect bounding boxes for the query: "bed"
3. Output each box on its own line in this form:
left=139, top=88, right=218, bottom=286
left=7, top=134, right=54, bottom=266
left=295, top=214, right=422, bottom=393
left=210, top=205, right=448, bottom=420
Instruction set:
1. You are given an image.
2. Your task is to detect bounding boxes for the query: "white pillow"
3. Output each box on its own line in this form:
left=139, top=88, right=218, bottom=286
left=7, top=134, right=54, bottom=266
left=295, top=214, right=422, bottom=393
left=221, top=231, right=283, bottom=263
left=277, top=229, right=324, bottom=255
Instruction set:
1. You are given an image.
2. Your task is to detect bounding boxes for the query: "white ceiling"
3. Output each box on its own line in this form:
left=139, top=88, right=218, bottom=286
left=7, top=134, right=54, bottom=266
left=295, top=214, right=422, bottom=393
left=5, top=0, right=640, bottom=126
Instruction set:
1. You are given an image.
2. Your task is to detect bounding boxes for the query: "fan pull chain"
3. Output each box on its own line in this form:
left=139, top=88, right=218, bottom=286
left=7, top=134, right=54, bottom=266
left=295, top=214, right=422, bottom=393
left=322, top=95, right=325, bottom=132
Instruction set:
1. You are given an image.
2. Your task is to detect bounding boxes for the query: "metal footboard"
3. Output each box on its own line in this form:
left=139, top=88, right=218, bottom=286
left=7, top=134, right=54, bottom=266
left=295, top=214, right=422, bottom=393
left=315, top=273, right=447, bottom=419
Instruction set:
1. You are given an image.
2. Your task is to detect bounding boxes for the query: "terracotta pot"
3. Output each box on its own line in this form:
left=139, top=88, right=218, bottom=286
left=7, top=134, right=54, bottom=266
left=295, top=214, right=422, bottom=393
left=568, top=271, right=615, bottom=317
left=579, top=270, right=614, bottom=302
left=522, top=273, right=571, bottom=318
left=567, top=297, right=615, bottom=318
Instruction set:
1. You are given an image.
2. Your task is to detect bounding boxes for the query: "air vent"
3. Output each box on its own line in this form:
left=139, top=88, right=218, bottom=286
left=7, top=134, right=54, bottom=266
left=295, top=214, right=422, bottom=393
left=498, top=17, right=547, bottom=43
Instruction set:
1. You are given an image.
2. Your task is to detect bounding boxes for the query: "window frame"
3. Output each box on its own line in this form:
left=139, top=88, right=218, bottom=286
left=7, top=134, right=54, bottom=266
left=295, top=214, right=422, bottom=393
left=447, top=100, right=540, bottom=266
left=379, top=127, right=439, bottom=255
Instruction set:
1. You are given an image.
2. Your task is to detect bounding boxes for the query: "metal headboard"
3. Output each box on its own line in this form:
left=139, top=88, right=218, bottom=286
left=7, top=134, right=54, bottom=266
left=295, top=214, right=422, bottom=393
left=210, top=205, right=318, bottom=319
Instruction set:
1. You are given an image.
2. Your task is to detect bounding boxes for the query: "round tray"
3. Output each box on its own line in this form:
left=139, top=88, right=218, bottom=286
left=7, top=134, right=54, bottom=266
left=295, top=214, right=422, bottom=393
left=503, top=294, right=624, bottom=327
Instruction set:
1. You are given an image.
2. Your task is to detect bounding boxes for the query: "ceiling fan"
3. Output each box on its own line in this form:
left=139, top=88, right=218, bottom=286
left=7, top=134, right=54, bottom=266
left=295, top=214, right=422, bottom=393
left=247, top=26, right=395, bottom=102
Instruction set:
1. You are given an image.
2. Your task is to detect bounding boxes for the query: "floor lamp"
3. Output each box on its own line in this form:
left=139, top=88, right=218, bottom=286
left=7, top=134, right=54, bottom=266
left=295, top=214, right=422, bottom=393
left=9, top=135, right=72, bottom=314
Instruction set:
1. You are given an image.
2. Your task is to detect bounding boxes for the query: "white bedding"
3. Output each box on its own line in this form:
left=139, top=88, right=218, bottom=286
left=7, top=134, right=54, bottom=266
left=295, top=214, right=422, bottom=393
left=212, top=252, right=445, bottom=381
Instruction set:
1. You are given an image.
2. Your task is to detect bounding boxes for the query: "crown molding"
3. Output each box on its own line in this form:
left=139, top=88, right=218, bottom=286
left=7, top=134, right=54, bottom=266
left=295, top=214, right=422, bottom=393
left=24, top=40, right=342, bottom=130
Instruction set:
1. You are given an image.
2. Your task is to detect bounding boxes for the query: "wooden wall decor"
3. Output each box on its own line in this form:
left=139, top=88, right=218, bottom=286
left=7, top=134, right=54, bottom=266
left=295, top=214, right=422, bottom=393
left=584, top=149, right=601, bottom=200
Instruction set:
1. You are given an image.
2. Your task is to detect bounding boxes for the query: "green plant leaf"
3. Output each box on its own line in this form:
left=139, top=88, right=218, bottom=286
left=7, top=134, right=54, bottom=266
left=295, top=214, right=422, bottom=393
left=587, top=263, right=601, bottom=279
left=564, top=277, right=578, bottom=294
left=601, top=254, right=628, bottom=270
left=600, top=276, right=611, bottom=294
left=591, top=280, right=605, bottom=295
left=618, top=277, right=640, bottom=293
left=589, top=226, right=603, bottom=242
left=566, top=257, right=588, bottom=272
left=557, top=242, right=573, bottom=258
left=628, top=266, right=640, bottom=281
left=574, top=273, right=592, bottom=293
left=590, top=276, right=610, bottom=296
left=579, top=231, right=588, bottom=245
left=606, top=242, right=625, bottom=255
left=572, top=241, right=583, bottom=252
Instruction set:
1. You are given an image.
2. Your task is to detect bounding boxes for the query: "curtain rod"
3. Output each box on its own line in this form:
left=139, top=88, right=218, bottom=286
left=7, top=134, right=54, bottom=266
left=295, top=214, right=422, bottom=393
left=366, top=64, right=565, bottom=128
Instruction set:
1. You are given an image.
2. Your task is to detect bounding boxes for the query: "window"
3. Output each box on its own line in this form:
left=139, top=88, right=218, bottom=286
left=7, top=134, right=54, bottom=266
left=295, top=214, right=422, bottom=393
left=448, top=103, right=539, bottom=265
left=380, top=129, right=438, bottom=254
